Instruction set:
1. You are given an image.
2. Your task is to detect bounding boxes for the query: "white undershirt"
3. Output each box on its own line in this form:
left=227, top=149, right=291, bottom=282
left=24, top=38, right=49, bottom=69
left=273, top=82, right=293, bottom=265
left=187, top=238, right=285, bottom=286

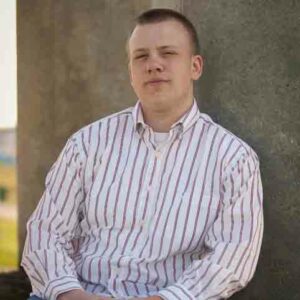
left=153, top=131, right=169, bottom=147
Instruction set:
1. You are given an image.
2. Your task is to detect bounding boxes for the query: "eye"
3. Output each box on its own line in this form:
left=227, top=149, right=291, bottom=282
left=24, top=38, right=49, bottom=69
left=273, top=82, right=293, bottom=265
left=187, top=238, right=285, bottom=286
left=134, top=54, right=148, bottom=60
left=162, top=51, right=176, bottom=56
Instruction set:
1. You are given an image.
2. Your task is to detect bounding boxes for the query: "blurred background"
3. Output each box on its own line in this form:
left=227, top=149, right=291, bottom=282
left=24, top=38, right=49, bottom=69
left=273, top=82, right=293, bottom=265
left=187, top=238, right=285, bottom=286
left=0, top=0, right=18, bottom=273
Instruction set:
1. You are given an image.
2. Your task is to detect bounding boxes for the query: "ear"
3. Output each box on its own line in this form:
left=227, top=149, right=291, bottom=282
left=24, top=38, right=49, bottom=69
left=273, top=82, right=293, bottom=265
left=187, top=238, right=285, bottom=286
left=191, top=54, right=203, bottom=80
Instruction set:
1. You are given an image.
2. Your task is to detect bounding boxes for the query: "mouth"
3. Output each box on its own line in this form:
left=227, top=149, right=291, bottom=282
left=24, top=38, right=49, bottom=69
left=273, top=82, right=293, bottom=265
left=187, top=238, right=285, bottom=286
left=145, top=79, right=170, bottom=85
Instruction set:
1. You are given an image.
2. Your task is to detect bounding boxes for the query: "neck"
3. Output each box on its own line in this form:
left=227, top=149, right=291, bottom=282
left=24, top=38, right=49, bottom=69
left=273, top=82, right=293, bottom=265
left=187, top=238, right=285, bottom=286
left=140, top=98, right=194, bottom=132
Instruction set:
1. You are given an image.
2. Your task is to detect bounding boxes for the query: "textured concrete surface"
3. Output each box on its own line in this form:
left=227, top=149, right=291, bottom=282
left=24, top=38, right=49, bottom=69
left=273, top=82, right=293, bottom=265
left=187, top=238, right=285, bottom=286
left=152, top=0, right=183, bottom=10
left=17, top=0, right=151, bottom=260
left=184, top=0, right=300, bottom=299
left=17, top=0, right=299, bottom=299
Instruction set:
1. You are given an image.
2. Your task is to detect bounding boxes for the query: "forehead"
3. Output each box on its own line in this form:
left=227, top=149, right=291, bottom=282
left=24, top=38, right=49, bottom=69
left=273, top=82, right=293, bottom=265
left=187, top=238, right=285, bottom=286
left=128, top=20, right=191, bottom=52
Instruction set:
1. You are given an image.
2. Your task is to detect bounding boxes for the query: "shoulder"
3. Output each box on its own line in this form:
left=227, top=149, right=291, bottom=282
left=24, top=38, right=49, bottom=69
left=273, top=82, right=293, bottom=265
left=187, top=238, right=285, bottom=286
left=71, top=107, right=133, bottom=143
left=198, top=112, right=260, bottom=171
left=67, top=106, right=134, bottom=158
left=75, top=106, right=133, bottom=137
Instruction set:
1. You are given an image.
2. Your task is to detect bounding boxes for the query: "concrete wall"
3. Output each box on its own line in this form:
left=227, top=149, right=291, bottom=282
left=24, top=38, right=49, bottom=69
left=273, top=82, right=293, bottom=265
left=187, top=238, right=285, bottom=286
left=17, top=0, right=182, bottom=255
left=17, top=0, right=150, bottom=259
left=183, top=1, right=300, bottom=299
left=17, top=0, right=299, bottom=299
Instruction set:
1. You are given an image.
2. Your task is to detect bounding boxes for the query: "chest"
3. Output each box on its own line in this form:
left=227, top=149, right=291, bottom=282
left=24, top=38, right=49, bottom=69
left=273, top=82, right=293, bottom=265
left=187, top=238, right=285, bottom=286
left=80, top=126, right=222, bottom=256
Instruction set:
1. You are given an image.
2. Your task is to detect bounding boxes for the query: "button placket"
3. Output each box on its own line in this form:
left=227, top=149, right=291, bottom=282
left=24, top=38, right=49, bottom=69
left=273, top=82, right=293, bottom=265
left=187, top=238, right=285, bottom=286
left=136, top=155, right=155, bottom=219
left=137, top=150, right=163, bottom=225
left=155, top=150, right=161, bottom=159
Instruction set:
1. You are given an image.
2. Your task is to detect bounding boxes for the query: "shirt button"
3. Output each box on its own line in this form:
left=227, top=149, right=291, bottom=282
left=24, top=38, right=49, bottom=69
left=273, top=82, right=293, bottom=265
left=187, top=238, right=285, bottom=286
left=155, top=151, right=161, bottom=158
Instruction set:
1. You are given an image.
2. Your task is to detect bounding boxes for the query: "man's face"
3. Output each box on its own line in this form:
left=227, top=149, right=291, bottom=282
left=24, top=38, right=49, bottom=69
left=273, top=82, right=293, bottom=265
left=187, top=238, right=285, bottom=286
left=128, top=19, right=203, bottom=112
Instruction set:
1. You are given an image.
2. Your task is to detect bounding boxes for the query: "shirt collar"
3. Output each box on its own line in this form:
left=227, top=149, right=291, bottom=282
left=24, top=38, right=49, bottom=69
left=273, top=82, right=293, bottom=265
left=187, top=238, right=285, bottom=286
left=132, top=99, right=201, bottom=136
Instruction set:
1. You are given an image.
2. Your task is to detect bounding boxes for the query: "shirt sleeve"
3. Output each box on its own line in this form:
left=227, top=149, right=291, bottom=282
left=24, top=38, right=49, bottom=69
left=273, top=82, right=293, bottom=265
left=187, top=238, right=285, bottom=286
left=21, top=135, right=86, bottom=300
left=158, top=148, right=264, bottom=300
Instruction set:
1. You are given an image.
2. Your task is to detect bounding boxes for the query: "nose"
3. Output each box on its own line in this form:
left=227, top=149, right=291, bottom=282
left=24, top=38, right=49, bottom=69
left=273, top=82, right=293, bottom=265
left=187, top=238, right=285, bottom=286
left=146, top=55, right=164, bottom=73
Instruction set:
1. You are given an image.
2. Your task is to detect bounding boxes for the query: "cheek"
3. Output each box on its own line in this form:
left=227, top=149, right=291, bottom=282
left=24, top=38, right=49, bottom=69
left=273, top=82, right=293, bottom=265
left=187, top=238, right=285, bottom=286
left=130, top=65, right=143, bottom=81
left=130, top=70, right=141, bottom=87
left=172, top=66, right=192, bottom=85
left=130, top=73, right=145, bottom=96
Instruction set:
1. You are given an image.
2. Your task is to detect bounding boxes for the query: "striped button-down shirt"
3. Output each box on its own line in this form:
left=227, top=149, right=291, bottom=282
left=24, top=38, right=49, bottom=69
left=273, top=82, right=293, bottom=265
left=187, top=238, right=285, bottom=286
left=22, top=100, right=263, bottom=300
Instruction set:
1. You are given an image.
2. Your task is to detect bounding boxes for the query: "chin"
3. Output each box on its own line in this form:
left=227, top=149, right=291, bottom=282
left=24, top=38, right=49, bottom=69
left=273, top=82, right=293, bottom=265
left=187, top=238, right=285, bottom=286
left=146, top=91, right=170, bottom=102
left=141, top=95, right=169, bottom=108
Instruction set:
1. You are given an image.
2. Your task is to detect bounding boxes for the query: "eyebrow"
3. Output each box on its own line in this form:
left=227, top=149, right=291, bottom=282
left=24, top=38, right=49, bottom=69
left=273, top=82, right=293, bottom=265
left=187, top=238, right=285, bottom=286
left=133, top=45, right=178, bottom=53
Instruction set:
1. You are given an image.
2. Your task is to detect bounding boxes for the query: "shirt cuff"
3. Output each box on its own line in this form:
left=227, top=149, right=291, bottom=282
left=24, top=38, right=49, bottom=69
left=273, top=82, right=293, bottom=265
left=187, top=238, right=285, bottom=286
left=43, top=276, right=83, bottom=300
left=158, top=283, right=196, bottom=300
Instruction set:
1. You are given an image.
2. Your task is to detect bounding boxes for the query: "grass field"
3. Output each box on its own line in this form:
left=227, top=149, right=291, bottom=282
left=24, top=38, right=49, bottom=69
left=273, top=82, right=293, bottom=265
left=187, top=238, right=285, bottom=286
left=0, top=163, right=18, bottom=271
left=0, top=218, right=18, bottom=270
left=0, top=163, right=17, bottom=205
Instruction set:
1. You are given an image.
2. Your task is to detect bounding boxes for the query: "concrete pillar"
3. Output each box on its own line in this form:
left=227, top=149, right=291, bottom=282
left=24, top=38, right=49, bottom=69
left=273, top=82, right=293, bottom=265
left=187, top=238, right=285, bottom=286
left=17, top=0, right=186, bottom=265
left=152, top=0, right=183, bottom=11
left=17, top=0, right=152, bottom=261
left=183, top=1, right=300, bottom=299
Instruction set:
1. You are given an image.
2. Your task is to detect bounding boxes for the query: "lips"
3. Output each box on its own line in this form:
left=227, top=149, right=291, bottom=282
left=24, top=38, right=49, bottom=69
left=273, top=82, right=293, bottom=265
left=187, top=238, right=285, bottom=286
left=145, top=79, right=170, bottom=85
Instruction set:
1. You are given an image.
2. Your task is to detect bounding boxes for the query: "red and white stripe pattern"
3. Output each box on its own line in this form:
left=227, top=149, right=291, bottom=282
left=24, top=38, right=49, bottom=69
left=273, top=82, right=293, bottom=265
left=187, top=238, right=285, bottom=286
left=21, top=100, right=263, bottom=300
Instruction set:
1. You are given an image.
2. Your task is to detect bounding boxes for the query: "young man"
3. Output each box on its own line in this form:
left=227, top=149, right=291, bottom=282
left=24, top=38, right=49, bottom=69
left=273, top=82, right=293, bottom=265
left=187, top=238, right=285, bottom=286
left=22, top=9, right=263, bottom=300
